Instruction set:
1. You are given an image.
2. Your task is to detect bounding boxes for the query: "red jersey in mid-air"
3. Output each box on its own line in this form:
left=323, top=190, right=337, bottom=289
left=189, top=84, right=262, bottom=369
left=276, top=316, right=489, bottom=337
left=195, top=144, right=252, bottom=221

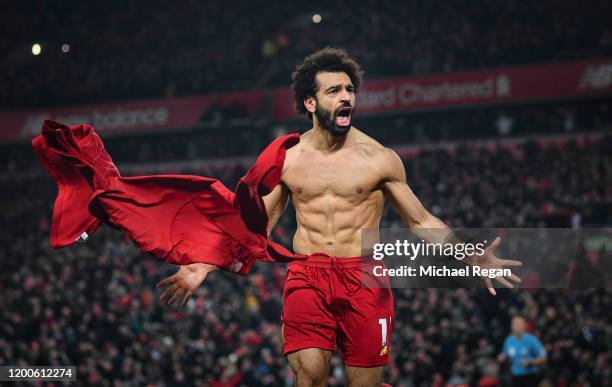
left=32, top=119, right=306, bottom=275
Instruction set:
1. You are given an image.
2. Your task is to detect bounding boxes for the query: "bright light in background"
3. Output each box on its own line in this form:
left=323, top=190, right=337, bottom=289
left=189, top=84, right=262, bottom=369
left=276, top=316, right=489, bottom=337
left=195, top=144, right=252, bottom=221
left=61, top=43, right=70, bottom=53
left=312, top=14, right=322, bottom=24
left=31, top=43, right=41, bottom=56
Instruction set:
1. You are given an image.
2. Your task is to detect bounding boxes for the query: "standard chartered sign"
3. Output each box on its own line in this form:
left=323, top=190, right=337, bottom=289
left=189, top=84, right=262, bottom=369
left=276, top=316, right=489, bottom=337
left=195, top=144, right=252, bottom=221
left=398, top=78, right=495, bottom=105
left=356, top=74, right=511, bottom=111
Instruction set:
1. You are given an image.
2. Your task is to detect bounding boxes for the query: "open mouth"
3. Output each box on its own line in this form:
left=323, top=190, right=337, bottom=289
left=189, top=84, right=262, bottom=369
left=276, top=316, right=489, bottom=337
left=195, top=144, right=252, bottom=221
left=336, top=107, right=352, bottom=126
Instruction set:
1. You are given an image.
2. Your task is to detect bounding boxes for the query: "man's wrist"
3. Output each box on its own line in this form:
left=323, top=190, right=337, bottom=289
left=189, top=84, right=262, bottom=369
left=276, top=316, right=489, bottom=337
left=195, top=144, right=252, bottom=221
left=190, top=262, right=218, bottom=272
left=202, top=263, right=218, bottom=272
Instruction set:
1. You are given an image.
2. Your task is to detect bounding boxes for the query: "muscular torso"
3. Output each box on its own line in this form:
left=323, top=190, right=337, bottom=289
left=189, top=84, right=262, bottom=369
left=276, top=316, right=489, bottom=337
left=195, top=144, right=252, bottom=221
left=281, top=129, right=388, bottom=257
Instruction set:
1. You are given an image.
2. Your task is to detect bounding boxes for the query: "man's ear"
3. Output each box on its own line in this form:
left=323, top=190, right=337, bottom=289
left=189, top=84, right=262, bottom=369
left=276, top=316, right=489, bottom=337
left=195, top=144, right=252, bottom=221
left=304, top=96, right=316, bottom=115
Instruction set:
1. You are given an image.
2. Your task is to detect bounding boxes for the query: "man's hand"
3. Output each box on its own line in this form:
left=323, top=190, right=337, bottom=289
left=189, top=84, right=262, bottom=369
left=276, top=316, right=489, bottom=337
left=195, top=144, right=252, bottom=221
left=466, top=236, right=522, bottom=296
left=156, top=263, right=218, bottom=306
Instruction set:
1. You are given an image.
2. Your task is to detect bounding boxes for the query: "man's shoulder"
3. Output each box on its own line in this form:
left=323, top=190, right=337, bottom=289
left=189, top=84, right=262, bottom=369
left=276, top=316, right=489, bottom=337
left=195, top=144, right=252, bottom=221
left=284, top=134, right=306, bottom=159
left=351, top=129, right=405, bottom=182
left=351, top=129, right=395, bottom=159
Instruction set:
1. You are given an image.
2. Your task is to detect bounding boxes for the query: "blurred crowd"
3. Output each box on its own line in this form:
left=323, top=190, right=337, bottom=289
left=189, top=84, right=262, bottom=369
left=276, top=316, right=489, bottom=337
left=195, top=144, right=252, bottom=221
left=390, top=135, right=612, bottom=228
left=0, top=124, right=610, bottom=386
left=2, top=0, right=612, bottom=110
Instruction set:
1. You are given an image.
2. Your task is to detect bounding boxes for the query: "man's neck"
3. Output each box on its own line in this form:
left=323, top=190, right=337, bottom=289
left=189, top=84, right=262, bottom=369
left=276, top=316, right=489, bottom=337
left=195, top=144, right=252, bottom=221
left=310, top=123, right=351, bottom=152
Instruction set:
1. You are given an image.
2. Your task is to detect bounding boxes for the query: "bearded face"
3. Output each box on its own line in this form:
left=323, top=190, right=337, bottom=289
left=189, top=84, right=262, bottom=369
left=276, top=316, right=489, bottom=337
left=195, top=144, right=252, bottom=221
left=314, top=100, right=353, bottom=137
left=309, top=71, right=356, bottom=137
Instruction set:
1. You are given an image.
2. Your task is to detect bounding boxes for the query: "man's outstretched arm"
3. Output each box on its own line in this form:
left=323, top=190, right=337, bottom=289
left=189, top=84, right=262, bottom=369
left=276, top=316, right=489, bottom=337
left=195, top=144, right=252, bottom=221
left=380, top=148, right=521, bottom=295
left=156, top=182, right=290, bottom=306
left=380, top=148, right=451, bottom=240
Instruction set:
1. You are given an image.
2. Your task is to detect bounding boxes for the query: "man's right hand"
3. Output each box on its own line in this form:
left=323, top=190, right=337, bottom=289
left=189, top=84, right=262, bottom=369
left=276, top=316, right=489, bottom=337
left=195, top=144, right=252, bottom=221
left=156, top=263, right=218, bottom=306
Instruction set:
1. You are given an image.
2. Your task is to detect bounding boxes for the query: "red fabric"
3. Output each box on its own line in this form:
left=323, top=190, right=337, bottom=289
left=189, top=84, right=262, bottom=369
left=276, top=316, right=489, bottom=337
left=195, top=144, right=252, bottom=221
left=32, top=119, right=306, bottom=275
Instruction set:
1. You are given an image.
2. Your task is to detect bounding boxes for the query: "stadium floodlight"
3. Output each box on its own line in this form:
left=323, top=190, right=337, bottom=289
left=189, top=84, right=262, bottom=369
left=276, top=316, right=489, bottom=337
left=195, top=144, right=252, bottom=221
left=31, top=43, right=41, bottom=56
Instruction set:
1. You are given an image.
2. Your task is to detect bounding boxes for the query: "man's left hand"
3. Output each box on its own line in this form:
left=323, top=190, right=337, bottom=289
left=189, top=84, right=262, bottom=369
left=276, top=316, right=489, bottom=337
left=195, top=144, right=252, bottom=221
left=466, top=236, right=522, bottom=296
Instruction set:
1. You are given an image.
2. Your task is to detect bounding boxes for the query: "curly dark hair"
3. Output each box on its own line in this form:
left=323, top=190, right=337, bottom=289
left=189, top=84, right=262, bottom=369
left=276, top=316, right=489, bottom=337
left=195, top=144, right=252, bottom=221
left=291, top=47, right=364, bottom=119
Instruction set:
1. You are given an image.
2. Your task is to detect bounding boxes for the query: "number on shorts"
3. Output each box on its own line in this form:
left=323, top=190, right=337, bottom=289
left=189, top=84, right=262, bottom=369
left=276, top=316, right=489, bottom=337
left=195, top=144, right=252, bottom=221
left=378, top=317, right=391, bottom=346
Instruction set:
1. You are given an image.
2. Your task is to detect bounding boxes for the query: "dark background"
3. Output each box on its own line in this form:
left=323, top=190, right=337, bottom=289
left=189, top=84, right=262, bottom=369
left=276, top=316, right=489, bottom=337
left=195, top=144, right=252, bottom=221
left=0, top=1, right=610, bottom=386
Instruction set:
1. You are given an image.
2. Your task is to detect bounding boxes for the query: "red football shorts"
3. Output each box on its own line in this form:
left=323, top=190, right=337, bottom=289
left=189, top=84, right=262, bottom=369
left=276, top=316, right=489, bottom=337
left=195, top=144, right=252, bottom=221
left=281, top=253, right=394, bottom=367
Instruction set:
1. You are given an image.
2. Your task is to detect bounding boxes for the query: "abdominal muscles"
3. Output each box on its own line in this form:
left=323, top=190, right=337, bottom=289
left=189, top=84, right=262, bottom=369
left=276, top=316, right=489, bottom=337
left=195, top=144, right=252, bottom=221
left=292, top=190, right=384, bottom=258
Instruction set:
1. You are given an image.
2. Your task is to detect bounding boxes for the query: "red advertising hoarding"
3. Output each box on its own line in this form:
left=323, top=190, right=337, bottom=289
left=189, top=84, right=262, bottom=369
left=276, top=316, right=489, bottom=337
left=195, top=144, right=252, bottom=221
left=1, top=59, right=611, bottom=143
left=0, top=91, right=264, bottom=143
left=271, top=59, right=612, bottom=119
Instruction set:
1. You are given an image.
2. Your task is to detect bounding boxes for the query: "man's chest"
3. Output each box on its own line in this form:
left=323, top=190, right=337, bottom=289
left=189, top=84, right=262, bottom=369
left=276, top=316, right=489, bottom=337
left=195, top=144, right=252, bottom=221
left=283, top=155, right=384, bottom=199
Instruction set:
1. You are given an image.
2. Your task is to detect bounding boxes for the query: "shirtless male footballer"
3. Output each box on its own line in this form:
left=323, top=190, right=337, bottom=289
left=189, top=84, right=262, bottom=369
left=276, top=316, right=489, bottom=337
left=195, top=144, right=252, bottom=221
left=156, top=48, right=522, bottom=387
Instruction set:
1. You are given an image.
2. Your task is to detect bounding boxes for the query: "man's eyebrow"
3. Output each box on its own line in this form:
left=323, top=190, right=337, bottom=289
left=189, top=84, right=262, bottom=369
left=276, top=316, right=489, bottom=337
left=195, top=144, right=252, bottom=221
left=324, top=83, right=355, bottom=92
left=324, top=84, right=341, bottom=92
